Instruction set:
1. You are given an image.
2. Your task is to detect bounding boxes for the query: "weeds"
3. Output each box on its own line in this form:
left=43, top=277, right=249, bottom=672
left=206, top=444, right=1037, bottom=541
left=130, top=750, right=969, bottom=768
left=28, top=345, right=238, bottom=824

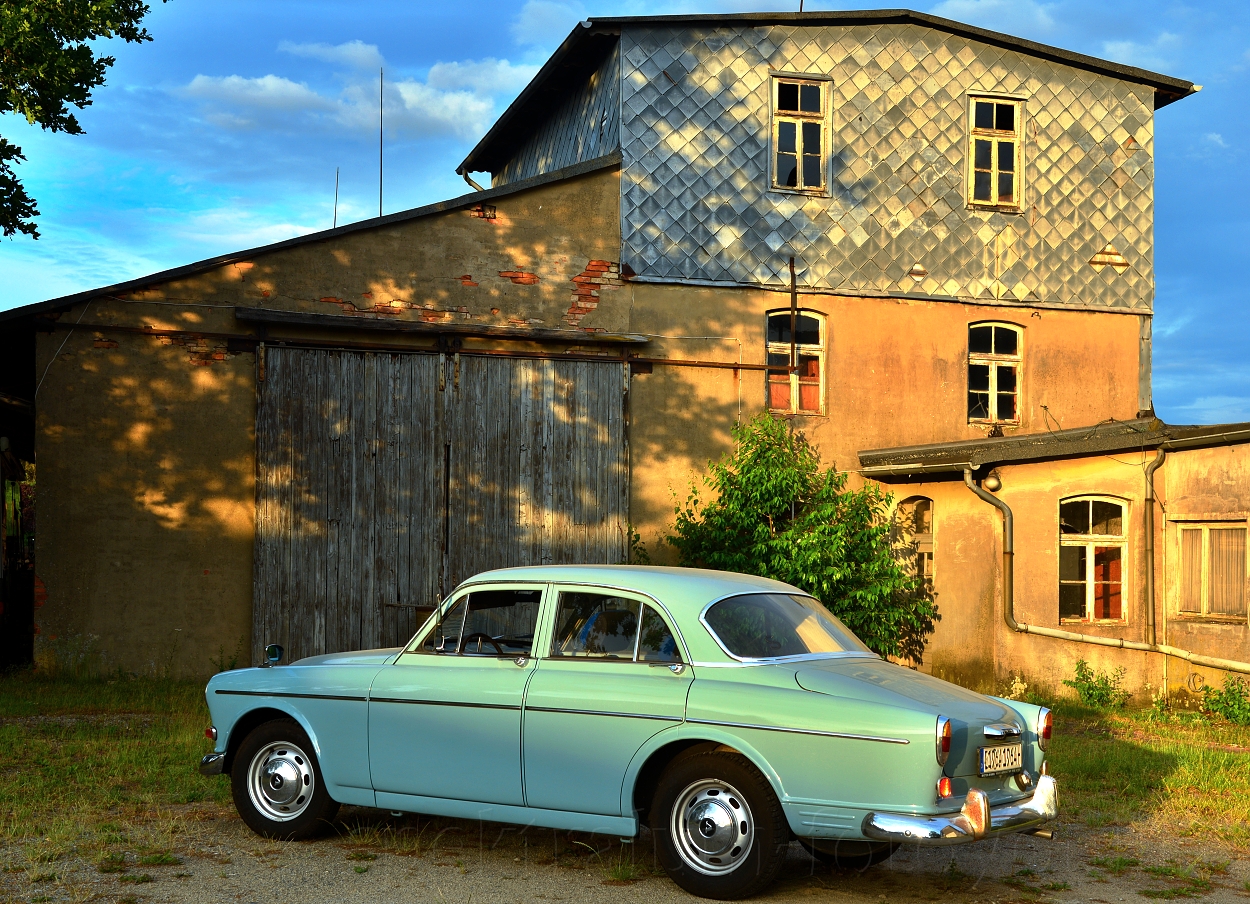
left=1200, top=676, right=1250, bottom=726
left=1091, top=856, right=1140, bottom=875
left=1063, top=659, right=1131, bottom=708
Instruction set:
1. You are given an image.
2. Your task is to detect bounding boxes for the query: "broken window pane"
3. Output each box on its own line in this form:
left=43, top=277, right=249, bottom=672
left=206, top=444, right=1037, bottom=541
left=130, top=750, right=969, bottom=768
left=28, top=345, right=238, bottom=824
left=1091, top=500, right=1123, bottom=536
left=799, top=83, right=821, bottom=112
left=778, top=82, right=799, bottom=111
left=1092, top=546, right=1122, bottom=619
left=974, top=138, right=992, bottom=171
left=1060, top=500, right=1090, bottom=535
left=1059, top=582, right=1087, bottom=620
left=1209, top=528, right=1247, bottom=616
left=998, top=141, right=1014, bottom=173
left=998, top=173, right=1014, bottom=204
left=968, top=392, right=990, bottom=419
left=993, top=326, right=1018, bottom=356
left=777, top=153, right=798, bottom=187
left=968, top=363, right=990, bottom=392
left=975, top=101, right=994, bottom=130
left=1180, top=528, right=1203, bottom=612
left=995, top=103, right=1014, bottom=132
left=969, top=326, right=993, bottom=355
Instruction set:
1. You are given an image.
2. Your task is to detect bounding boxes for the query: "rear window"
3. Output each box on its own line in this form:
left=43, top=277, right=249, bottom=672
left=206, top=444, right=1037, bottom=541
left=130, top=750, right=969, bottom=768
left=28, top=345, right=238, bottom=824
left=703, top=593, right=873, bottom=659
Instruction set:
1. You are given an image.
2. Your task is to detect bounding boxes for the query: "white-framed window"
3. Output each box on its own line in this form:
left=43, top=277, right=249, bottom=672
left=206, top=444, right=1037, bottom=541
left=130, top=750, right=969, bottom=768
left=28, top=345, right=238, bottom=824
left=766, top=310, right=825, bottom=415
left=1178, top=523, right=1247, bottom=619
left=896, top=496, right=935, bottom=596
left=967, top=96, right=1023, bottom=209
left=1059, top=496, right=1127, bottom=623
left=771, top=76, right=826, bottom=193
left=968, top=322, right=1021, bottom=424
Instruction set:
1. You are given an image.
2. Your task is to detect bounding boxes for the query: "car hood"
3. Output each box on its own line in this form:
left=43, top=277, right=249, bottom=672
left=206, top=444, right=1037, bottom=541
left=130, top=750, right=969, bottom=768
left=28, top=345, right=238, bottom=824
left=292, top=647, right=402, bottom=667
left=794, top=657, right=1017, bottom=724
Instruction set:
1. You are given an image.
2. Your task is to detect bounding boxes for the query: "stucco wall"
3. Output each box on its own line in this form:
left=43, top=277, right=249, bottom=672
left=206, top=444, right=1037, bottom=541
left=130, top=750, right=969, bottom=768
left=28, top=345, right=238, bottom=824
left=33, top=167, right=624, bottom=676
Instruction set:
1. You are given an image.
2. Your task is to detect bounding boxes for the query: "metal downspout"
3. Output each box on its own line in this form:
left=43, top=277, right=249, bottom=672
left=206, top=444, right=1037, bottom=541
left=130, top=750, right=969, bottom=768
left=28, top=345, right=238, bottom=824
left=962, top=468, right=1250, bottom=676
left=1144, top=448, right=1166, bottom=647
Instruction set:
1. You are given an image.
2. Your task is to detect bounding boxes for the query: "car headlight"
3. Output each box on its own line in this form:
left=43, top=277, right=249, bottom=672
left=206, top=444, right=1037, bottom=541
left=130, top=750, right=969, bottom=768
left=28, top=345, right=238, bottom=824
left=1037, top=707, right=1052, bottom=751
left=936, top=715, right=952, bottom=767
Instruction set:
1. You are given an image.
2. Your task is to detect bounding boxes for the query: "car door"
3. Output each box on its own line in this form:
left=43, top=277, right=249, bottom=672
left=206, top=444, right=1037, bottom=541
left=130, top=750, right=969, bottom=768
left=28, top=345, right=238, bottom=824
left=368, top=583, right=548, bottom=806
left=523, top=586, right=693, bottom=816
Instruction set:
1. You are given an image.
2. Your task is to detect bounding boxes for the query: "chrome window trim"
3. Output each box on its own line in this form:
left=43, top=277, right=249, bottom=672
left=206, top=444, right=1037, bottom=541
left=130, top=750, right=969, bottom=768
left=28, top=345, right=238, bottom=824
left=525, top=580, right=693, bottom=665
left=697, top=592, right=879, bottom=663
left=686, top=717, right=908, bottom=745
left=402, top=582, right=551, bottom=655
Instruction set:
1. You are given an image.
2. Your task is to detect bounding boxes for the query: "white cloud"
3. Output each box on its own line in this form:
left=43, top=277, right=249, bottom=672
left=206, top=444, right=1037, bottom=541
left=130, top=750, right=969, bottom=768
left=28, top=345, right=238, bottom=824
left=1204, top=132, right=1228, bottom=148
left=928, top=0, right=1054, bottom=37
left=511, top=0, right=585, bottom=47
left=1167, top=395, right=1250, bottom=425
left=185, top=74, right=333, bottom=113
left=427, top=59, right=539, bottom=95
left=1153, top=312, right=1193, bottom=338
left=1100, top=32, right=1181, bottom=72
left=278, top=39, right=383, bottom=70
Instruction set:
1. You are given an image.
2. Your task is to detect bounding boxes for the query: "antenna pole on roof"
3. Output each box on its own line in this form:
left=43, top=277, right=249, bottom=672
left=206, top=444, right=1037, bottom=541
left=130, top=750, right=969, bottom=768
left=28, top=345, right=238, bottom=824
left=378, top=67, right=384, bottom=218
left=333, top=166, right=340, bottom=229
left=799, top=0, right=804, bottom=11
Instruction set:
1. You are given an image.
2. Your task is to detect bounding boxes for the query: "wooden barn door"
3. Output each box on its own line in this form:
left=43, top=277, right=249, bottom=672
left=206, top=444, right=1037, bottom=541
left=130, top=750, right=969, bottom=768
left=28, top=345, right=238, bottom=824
left=253, top=347, right=628, bottom=663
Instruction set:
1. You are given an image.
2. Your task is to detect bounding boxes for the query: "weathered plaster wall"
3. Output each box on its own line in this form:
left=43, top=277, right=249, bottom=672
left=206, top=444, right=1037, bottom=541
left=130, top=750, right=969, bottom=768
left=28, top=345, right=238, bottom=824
left=33, top=167, right=624, bottom=676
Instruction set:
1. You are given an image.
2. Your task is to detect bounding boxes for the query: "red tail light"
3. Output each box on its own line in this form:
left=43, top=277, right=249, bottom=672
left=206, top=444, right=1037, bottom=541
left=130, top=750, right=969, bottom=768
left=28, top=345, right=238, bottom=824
left=205, top=726, right=218, bottom=741
left=936, top=716, right=952, bottom=766
left=936, top=776, right=953, bottom=799
left=1037, top=708, right=1052, bottom=750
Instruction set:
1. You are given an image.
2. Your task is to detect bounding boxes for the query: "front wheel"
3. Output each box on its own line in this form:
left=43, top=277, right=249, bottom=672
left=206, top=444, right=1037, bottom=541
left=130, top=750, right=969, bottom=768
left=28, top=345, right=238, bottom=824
left=650, top=749, right=789, bottom=900
left=230, top=718, right=339, bottom=839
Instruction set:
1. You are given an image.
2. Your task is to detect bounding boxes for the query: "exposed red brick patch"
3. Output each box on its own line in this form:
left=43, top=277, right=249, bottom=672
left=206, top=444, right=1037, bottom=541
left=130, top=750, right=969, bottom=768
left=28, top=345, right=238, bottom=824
left=565, top=260, right=624, bottom=327
left=319, top=296, right=342, bottom=304
left=93, top=339, right=118, bottom=349
left=158, top=333, right=233, bottom=366
left=499, top=270, right=540, bottom=285
left=459, top=275, right=479, bottom=287
left=34, top=576, right=46, bottom=608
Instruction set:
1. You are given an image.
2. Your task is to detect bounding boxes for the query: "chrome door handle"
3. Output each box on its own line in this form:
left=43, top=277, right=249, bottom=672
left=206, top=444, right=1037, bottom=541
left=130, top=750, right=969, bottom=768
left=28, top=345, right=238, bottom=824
left=514, top=655, right=529, bottom=667
left=669, top=663, right=685, bottom=675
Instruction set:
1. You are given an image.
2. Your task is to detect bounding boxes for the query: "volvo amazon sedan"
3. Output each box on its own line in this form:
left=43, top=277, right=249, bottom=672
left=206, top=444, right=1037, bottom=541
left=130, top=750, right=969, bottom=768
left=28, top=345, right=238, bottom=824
left=200, top=566, right=1056, bottom=900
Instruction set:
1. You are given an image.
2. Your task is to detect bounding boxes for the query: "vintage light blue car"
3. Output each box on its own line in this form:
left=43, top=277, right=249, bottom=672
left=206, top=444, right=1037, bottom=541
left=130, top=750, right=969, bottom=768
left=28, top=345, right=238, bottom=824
left=200, top=566, right=1057, bottom=899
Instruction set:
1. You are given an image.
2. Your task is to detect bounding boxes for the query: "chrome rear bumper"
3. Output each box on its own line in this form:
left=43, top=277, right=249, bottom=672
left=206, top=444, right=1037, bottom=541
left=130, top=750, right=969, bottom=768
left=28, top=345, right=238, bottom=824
left=199, top=752, right=226, bottom=776
left=862, top=775, right=1057, bottom=846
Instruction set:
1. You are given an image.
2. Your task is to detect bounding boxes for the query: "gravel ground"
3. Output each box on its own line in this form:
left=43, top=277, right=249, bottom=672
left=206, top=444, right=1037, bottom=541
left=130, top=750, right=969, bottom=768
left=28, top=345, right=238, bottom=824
left=3, top=806, right=1248, bottom=904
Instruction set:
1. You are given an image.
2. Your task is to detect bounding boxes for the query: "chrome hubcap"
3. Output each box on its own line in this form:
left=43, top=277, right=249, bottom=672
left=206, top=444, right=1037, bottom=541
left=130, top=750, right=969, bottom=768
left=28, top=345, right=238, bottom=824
left=671, top=779, right=753, bottom=876
left=247, top=741, right=315, bottom=822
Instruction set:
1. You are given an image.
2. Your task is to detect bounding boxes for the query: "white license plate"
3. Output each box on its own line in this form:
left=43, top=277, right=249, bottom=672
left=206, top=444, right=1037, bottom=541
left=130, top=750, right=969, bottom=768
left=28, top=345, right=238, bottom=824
left=979, top=743, right=1022, bottom=776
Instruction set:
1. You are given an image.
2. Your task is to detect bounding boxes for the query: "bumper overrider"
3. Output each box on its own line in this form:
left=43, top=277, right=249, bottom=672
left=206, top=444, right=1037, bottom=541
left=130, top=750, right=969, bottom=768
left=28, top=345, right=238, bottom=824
left=199, top=753, right=226, bottom=776
left=862, top=775, right=1057, bottom=846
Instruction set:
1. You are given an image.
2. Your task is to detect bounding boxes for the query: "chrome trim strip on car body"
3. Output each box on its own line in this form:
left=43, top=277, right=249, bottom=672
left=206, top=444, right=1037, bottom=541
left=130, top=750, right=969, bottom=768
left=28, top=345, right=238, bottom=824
left=983, top=722, right=1023, bottom=740
left=369, top=697, right=521, bottom=711
left=862, top=775, right=1058, bottom=846
left=697, top=592, right=881, bottom=664
left=524, top=705, right=682, bottom=722
left=214, top=689, right=368, bottom=702
left=686, top=717, right=909, bottom=745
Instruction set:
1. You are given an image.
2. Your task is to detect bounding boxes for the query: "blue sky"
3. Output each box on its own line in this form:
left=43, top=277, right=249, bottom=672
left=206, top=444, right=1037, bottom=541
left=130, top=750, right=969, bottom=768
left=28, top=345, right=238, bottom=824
left=1, top=0, right=1246, bottom=424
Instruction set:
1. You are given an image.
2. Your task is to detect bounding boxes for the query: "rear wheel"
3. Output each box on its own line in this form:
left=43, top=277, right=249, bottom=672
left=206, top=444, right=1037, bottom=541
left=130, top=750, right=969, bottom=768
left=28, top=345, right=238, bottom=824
left=230, top=718, right=339, bottom=839
left=799, top=838, right=898, bottom=871
left=650, top=749, right=789, bottom=900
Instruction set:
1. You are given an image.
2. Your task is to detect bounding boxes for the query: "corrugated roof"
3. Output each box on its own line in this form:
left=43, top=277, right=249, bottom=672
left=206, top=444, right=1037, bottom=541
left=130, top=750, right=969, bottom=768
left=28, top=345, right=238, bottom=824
left=0, top=153, right=621, bottom=325
left=458, top=8, right=1198, bottom=176
left=858, top=419, right=1250, bottom=477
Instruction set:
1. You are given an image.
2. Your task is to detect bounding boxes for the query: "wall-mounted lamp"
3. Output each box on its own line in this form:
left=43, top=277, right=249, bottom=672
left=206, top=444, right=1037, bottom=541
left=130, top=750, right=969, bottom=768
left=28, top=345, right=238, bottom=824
left=983, top=473, right=1002, bottom=492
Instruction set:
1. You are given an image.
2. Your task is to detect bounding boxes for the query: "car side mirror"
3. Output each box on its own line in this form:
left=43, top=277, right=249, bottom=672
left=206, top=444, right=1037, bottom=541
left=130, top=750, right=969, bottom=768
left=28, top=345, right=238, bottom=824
left=264, top=643, right=284, bottom=667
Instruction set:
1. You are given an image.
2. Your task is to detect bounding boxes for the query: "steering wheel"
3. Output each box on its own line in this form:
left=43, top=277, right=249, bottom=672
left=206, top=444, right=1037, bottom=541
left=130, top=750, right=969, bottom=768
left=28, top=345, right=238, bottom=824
left=458, top=632, right=506, bottom=655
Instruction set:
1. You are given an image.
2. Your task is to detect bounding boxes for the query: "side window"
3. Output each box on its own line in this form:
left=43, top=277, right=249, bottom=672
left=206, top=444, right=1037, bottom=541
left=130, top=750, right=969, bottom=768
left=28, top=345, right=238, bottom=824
left=766, top=310, right=825, bottom=415
left=1178, top=523, right=1247, bottom=619
left=968, top=96, right=1023, bottom=209
left=1059, top=497, right=1126, bottom=623
left=551, top=592, right=640, bottom=659
left=420, top=588, right=542, bottom=655
left=968, top=322, right=1021, bottom=425
left=638, top=605, right=682, bottom=662
left=772, top=77, right=825, bottom=193
left=896, top=496, right=935, bottom=596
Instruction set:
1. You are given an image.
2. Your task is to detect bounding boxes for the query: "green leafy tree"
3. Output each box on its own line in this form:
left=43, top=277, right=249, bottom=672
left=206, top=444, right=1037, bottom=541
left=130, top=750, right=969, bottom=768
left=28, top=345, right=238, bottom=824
left=1, top=0, right=164, bottom=238
left=666, top=412, right=939, bottom=664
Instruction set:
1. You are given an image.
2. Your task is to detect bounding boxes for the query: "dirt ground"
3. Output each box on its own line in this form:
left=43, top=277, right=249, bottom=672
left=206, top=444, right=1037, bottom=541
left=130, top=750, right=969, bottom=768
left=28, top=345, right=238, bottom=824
left=3, top=806, right=1248, bottom=904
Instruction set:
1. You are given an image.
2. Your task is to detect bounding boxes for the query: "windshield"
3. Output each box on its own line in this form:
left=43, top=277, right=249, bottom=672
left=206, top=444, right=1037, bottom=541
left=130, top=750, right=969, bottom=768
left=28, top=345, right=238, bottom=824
left=703, top=593, right=874, bottom=659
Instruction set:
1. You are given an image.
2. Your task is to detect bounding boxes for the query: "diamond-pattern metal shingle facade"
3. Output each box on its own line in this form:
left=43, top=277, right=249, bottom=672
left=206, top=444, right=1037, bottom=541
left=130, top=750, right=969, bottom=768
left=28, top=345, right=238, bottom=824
left=619, top=23, right=1156, bottom=311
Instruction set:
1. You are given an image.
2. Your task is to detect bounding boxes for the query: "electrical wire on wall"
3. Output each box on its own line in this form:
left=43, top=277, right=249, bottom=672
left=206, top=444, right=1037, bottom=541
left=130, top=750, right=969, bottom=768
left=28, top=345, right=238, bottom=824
left=34, top=301, right=93, bottom=401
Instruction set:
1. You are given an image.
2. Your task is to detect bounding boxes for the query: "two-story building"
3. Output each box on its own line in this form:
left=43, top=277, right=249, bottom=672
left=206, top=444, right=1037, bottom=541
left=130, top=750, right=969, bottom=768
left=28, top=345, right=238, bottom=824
left=0, top=10, right=1245, bottom=695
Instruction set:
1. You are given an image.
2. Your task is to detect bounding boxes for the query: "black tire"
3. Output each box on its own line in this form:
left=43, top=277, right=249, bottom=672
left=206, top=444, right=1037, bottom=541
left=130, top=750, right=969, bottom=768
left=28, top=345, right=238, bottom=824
left=799, top=837, right=898, bottom=871
left=649, top=749, right=789, bottom=900
left=230, top=718, right=339, bottom=840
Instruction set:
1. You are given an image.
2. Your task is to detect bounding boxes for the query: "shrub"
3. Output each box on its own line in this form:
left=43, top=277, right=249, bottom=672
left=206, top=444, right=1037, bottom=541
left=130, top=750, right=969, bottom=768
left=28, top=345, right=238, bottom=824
left=1201, top=676, right=1250, bottom=726
left=1062, top=659, right=1130, bottom=708
left=665, top=412, right=939, bottom=664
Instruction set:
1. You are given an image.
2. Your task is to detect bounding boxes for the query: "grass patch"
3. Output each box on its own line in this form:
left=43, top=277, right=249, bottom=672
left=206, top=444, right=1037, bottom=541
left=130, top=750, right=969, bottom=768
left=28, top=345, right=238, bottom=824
left=1048, top=701, right=1250, bottom=844
left=1090, top=855, right=1140, bottom=875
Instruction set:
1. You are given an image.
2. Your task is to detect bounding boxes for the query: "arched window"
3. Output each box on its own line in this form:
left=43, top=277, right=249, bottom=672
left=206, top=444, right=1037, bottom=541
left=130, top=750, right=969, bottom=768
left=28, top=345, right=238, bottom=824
left=1059, top=496, right=1127, bottom=623
left=896, top=496, right=934, bottom=595
left=968, top=322, right=1022, bottom=424
left=766, top=310, right=825, bottom=414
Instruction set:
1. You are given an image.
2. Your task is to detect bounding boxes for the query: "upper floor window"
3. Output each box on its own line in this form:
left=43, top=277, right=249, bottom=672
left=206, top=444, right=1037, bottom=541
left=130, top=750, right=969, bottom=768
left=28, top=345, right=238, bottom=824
left=1059, top=497, right=1126, bottom=623
left=896, top=496, right=935, bottom=596
left=766, top=310, right=825, bottom=415
left=968, top=322, right=1021, bottom=424
left=772, top=77, right=826, bottom=193
left=968, top=97, right=1022, bottom=209
left=1178, top=523, right=1247, bottom=619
